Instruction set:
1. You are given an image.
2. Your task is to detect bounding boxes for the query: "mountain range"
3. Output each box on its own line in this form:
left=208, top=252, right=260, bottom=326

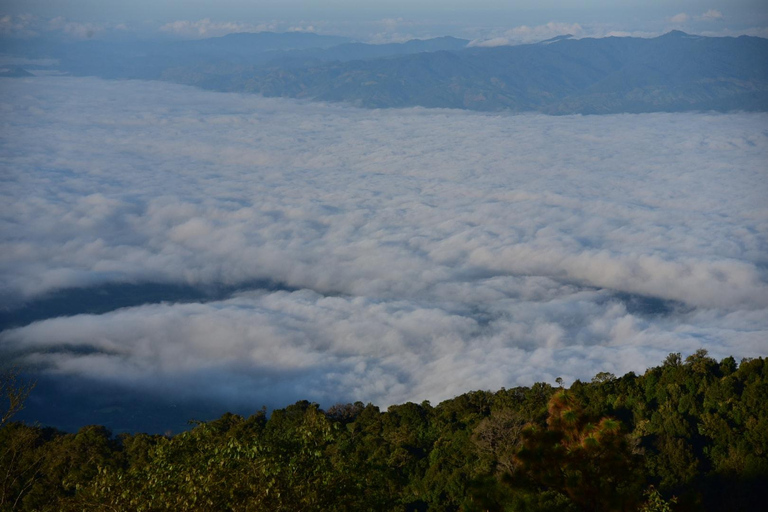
left=5, top=30, right=768, bottom=114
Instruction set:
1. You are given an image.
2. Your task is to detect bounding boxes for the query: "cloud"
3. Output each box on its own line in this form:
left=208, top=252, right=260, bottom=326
left=469, top=37, right=514, bottom=48
left=361, top=17, right=424, bottom=44
left=668, top=13, right=689, bottom=24
left=665, top=10, right=724, bottom=26
left=469, top=22, right=584, bottom=46
left=698, top=10, right=724, bottom=22
left=380, top=18, right=404, bottom=32
left=287, top=24, right=317, bottom=33
left=0, top=13, right=38, bottom=37
left=1, top=76, right=766, bottom=413
left=48, top=17, right=105, bottom=39
left=159, top=18, right=279, bottom=38
left=0, top=14, right=152, bottom=41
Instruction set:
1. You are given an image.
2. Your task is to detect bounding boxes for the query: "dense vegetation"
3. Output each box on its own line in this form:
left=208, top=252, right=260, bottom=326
left=2, top=350, right=767, bottom=511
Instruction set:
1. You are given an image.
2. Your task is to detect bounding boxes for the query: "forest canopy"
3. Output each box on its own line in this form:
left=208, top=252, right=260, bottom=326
left=1, top=351, right=767, bottom=511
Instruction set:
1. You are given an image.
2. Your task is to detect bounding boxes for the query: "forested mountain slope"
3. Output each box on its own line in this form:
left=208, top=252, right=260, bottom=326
left=2, top=351, right=767, bottom=511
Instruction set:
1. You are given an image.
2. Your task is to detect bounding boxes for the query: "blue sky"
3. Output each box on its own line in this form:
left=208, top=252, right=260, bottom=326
left=2, top=0, right=767, bottom=42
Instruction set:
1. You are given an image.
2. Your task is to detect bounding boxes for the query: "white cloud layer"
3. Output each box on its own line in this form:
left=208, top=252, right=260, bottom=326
left=0, top=13, right=38, bottom=37
left=159, top=18, right=283, bottom=38
left=469, top=22, right=585, bottom=46
left=48, top=16, right=105, bottom=39
left=698, top=10, right=724, bottom=22
left=1, top=76, right=766, bottom=408
left=668, top=13, right=690, bottom=24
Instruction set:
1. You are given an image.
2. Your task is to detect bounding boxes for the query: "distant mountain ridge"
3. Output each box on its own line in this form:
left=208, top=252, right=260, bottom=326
left=4, top=31, right=470, bottom=80
left=237, top=31, right=768, bottom=113
left=0, top=65, right=33, bottom=77
left=6, top=30, right=768, bottom=114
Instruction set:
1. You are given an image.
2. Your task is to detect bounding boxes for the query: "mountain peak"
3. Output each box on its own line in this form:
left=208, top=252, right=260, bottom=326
left=539, top=34, right=574, bottom=45
left=662, top=30, right=690, bottom=38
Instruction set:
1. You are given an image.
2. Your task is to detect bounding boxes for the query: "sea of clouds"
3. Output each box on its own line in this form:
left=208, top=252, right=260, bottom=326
left=1, top=76, right=767, bottom=414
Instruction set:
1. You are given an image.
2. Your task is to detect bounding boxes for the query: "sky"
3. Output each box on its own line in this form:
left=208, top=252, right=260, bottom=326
left=1, top=76, right=766, bottom=429
left=1, top=0, right=767, bottom=42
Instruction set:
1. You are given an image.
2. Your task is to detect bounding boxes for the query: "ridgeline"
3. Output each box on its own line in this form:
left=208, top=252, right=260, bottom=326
left=9, top=31, right=768, bottom=114
left=2, top=350, right=767, bottom=510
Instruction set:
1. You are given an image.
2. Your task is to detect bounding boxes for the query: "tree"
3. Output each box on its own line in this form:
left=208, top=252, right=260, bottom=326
left=1, top=367, right=36, bottom=427
left=639, top=486, right=677, bottom=512
left=472, top=409, right=527, bottom=474
left=515, top=390, right=643, bottom=511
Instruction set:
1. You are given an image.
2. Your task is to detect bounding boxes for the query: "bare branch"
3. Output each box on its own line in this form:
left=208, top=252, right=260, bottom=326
left=1, top=367, right=36, bottom=427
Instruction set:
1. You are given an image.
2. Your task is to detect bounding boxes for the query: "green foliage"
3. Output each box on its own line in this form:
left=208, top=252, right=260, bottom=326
left=514, top=391, right=643, bottom=511
left=640, top=486, right=678, bottom=512
left=1, top=352, right=767, bottom=511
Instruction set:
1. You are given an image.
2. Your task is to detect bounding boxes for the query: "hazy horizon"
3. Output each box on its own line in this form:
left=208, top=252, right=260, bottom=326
left=2, top=0, right=768, bottom=44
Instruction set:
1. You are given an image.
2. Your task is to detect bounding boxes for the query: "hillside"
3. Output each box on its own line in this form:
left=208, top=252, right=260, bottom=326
left=2, top=351, right=767, bottom=510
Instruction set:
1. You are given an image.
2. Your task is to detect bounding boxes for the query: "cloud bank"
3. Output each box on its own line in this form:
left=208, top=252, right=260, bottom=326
left=1, top=76, right=766, bottom=414
left=159, top=18, right=285, bottom=38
